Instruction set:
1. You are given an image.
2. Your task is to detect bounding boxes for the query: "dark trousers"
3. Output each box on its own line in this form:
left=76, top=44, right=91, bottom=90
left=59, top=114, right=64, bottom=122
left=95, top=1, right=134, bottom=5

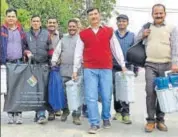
left=145, top=62, right=171, bottom=123
left=113, top=64, right=133, bottom=116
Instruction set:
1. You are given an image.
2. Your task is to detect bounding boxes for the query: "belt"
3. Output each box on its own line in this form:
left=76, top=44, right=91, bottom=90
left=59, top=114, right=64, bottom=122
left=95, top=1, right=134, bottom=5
left=6, top=59, right=22, bottom=63
left=30, top=60, right=48, bottom=65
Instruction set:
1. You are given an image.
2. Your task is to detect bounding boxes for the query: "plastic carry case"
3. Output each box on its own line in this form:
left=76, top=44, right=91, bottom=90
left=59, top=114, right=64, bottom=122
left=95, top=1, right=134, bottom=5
left=115, top=71, right=135, bottom=103
left=1, top=65, right=7, bottom=94
left=65, top=77, right=83, bottom=111
left=155, top=72, right=178, bottom=113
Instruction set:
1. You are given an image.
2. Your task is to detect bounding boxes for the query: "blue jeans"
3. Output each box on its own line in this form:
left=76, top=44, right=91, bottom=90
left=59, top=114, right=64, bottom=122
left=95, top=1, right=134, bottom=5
left=84, top=69, right=113, bottom=126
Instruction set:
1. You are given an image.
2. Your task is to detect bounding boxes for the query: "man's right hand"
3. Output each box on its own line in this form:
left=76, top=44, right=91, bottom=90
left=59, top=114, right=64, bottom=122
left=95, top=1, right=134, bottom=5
left=121, top=67, right=127, bottom=73
left=72, top=72, right=78, bottom=80
left=24, top=50, right=33, bottom=58
left=51, top=61, right=57, bottom=67
left=171, top=64, right=178, bottom=72
left=142, top=29, right=151, bottom=39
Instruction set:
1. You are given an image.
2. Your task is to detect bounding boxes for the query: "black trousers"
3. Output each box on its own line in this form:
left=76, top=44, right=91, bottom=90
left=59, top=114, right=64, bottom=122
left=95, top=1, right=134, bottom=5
left=113, top=64, right=133, bottom=116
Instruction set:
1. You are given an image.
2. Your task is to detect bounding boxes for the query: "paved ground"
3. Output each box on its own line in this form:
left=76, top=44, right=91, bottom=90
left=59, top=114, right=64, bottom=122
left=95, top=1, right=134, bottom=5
left=1, top=70, right=178, bottom=137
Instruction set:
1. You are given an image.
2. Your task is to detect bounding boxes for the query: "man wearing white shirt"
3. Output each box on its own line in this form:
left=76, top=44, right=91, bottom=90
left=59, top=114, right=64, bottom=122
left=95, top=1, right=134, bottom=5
left=51, top=19, right=82, bottom=125
left=72, top=8, right=126, bottom=134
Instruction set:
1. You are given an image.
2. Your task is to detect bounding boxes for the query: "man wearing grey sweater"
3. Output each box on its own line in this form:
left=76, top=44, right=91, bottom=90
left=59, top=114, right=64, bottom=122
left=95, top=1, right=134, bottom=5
left=51, top=19, right=82, bottom=125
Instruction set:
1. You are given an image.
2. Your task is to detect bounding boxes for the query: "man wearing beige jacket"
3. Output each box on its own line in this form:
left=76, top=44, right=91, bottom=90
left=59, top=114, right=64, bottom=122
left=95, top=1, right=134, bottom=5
left=136, top=4, right=178, bottom=133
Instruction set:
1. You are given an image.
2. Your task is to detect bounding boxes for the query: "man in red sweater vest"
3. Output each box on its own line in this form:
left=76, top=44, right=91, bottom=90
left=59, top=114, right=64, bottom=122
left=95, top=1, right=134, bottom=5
left=72, top=8, right=126, bottom=134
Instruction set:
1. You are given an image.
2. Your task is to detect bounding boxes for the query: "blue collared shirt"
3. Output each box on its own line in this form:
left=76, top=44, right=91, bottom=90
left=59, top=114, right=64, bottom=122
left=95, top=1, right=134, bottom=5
left=7, top=28, right=22, bottom=60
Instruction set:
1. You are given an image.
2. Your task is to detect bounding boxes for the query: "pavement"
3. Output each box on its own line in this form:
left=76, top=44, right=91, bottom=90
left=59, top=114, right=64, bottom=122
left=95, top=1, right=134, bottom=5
left=1, top=70, right=178, bottom=137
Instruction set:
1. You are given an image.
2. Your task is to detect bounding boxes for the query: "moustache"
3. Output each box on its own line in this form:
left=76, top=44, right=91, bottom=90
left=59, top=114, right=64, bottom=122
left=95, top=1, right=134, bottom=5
left=69, top=29, right=76, bottom=31
left=156, top=17, right=163, bottom=19
left=91, top=18, right=97, bottom=20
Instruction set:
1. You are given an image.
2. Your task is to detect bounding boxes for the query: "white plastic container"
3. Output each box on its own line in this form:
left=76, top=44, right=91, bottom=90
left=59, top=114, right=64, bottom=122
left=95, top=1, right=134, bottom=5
left=1, top=65, right=7, bottom=94
left=156, top=87, right=178, bottom=113
left=65, top=77, right=83, bottom=111
left=115, top=71, right=135, bottom=103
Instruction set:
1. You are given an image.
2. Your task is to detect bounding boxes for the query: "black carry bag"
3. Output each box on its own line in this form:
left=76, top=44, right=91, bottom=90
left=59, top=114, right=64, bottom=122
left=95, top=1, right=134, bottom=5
left=126, top=22, right=151, bottom=67
left=3, top=61, right=49, bottom=112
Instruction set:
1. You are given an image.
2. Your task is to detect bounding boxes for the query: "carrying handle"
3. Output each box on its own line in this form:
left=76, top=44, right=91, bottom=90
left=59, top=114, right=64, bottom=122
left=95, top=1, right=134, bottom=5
left=27, top=56, right=34, bottom=74
left=165, top=70, right=172, bottom=77
left=165, top=70, right=178, bottom=77
left=28, top=57, right=32, bottom=65
left=165, top=70, right=172, bottom=89
left=26, top=52, right=33, bottom=65
left=13, top=59, right=22, bottom=70
left=164, top=70, right=178, bottom=89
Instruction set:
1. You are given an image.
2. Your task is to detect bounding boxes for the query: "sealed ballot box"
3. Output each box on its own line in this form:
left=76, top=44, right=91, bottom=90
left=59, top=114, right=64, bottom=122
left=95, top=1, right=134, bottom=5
left=65, top=77, right=83, bottom=111
left=3, top=62, right=49, bottom=112
left=1, top=65, right=7, bottom=95
left=115, top=71, right=135, bottom=103
left=155, top=72, right=178, bottom=113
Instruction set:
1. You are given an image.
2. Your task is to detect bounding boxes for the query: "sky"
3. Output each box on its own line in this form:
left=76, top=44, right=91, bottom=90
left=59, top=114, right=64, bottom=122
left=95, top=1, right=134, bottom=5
left=108, top=0, right=178, bottom=34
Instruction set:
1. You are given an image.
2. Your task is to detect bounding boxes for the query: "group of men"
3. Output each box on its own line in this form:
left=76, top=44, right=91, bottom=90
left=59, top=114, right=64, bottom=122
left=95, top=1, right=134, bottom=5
left=0, top=9, right=86, bottom=125
left=1, top=3, right=178, bottom=134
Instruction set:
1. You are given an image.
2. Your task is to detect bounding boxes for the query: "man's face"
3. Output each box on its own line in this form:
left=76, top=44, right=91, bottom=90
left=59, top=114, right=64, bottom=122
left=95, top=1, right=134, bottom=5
left=5, top=11, right=17, bottom=26
left=88, top=9, right=101, bottom=25
left=117, top=18, right=128, bottom=30
left=152, top=6, right=166, bottom=25
left=31, top=17, right=41, bottom=30
left=47, top=19, right=58, bottom=31
left=68, top=22, right=78, bottom=36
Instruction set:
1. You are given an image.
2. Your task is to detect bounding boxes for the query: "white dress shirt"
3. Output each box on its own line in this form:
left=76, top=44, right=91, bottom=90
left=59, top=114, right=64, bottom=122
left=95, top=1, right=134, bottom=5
left=73, top=26, right=125, bottom=73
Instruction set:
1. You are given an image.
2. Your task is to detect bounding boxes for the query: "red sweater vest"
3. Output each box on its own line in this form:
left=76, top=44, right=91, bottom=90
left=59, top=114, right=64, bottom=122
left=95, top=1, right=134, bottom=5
left=80, top=26, right=113, bottom=69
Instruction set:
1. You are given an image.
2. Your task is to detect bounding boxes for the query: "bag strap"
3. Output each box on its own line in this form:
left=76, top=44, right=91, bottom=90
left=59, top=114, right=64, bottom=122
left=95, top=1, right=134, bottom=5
left=143, top=22, right=151, bottom=29
left=139, top=22, right=151, bottom=45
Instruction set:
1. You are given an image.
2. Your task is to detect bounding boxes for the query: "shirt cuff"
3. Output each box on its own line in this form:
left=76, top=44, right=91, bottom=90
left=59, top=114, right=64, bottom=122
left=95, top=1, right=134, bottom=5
left=121, top=63, right=126, bottom=68
left=51, top=61, right=56, bottom=66
left=73, top=67, right=78, bottom=73
left=172, top=58, right=178, bottom=65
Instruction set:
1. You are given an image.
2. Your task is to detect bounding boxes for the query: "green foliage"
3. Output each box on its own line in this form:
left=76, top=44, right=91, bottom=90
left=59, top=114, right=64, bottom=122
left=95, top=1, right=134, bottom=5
left=17, top=9, right=31, bottom=31
left=6, top=0, right=116, bottom=31
left=93, top=0, right=116, bottom=23
left=1, top=0, right=8, bottom=25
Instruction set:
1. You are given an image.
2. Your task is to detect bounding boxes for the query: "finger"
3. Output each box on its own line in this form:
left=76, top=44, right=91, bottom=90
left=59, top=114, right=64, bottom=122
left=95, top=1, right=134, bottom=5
left=171, top=68, right=176, bottom=73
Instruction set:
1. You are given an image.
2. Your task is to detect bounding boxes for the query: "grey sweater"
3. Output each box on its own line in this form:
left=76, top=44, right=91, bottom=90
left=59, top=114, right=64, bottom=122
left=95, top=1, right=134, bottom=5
left=51, top=34, right=78, bottom=77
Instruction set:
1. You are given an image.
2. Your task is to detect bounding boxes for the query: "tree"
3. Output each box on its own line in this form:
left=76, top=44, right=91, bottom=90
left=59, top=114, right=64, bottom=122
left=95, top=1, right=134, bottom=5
left=1, top=0, right=8, bottom=25
left=7, top=0, right=116, bottom=31
left=7, top=0, right=75, bottom=32
left=17, top=9, right=31, bottom=31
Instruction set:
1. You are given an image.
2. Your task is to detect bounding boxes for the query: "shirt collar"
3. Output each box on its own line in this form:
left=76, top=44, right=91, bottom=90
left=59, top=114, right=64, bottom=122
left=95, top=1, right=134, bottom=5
left=32, top=29, right=41, bottom=36
left=3, top=21, right=22, bottom=30
left=117, top=29, right=129, bottom=37
left=152, top=21, right=166, bottom=27
left=8, top=26, right=18, bottom=31
left=88, top=24, right=103, bottom=29
left=66, top=33, right=78, bottom=37
left=54, top=30, right=59, bottom=35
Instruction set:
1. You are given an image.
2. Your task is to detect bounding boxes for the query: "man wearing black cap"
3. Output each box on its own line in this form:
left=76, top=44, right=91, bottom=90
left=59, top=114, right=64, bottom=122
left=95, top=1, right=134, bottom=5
left=113, top=14, right=136, bottom=124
